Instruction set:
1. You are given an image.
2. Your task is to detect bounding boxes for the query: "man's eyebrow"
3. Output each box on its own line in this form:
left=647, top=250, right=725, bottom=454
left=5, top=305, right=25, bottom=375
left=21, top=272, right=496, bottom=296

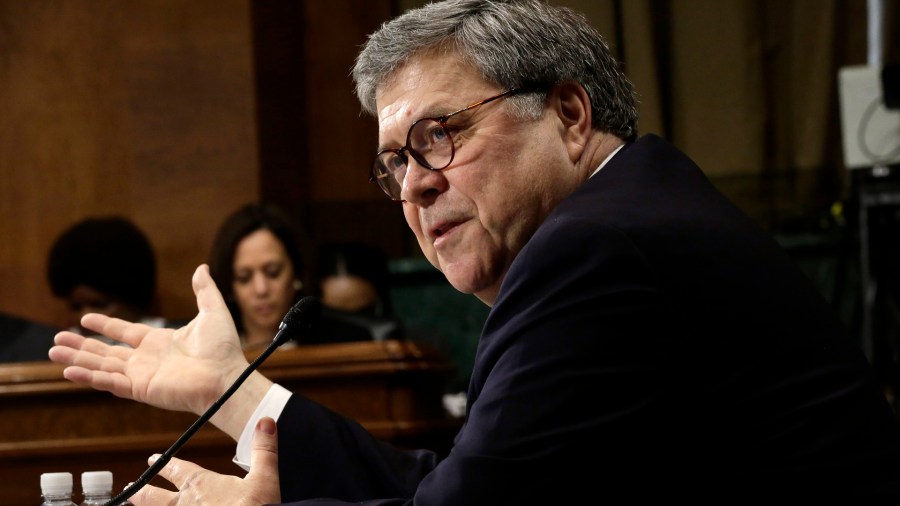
left=418, top=103, right=451, bottom=119
left=375, top=103, right=451, bottom=152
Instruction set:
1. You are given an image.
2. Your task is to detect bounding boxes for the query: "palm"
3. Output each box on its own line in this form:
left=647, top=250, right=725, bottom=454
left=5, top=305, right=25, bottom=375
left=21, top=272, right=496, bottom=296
left=126, top=308, right=246, bottom=414
left=49, top=265, right=250, bottom=416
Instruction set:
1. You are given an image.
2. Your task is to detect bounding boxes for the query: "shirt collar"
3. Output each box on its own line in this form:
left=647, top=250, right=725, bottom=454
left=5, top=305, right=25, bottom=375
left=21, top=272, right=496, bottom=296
left=589, top=143, right=625, bottom=179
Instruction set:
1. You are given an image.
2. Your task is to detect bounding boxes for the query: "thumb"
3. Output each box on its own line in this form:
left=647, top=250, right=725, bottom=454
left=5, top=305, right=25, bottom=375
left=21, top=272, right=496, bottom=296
left=192, top=264, right=229, bottom=314
left=248, top=417, right=281, bottom=486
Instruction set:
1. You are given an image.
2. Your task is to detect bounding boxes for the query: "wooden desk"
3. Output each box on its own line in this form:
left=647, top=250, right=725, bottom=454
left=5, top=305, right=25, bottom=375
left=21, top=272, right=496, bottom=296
left=0, top=340, right=460, bottom=505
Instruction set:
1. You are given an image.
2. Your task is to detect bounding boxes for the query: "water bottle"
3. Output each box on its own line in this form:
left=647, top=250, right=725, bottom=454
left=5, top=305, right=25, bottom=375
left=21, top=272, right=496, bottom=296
left=80, top=471, right=113, bottom=505
left=40, top=472, right=76, bottom=505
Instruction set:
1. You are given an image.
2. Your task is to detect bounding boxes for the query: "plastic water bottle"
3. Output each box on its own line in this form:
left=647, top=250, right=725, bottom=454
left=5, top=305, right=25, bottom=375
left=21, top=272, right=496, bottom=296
left=40, top=472, right=76, bottom=505
left=79, top=471, right=113, bottom=505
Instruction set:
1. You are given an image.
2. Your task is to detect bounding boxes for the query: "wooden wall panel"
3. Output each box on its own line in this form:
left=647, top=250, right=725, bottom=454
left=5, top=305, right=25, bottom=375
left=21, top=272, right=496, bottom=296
left=0, top=0, right=260, bottom=327
left=300, top=1, right=388, bottom=204
left=0, top=0, right=411, bottom=334
left=252, top=0, right=417, bottom=260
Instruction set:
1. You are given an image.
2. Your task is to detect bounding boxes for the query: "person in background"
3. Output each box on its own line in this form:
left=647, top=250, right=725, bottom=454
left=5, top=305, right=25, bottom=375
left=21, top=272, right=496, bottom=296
left=0, top=311, right=61, bottom=362
left=46, top=215, right=165, bottom=337
left=311, top=241, right=405, bottom=343
left=208, top=203, right=308, bottom=350
left=314, top=241, right=456, bottom=390
left=49, top=0, right=900, bottom=503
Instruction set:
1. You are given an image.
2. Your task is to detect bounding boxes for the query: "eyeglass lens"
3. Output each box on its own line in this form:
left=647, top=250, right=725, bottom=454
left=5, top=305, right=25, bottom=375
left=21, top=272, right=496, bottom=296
left=370, top=88, right=525, bottom=200
left=373, top=118, right=455, bottom=200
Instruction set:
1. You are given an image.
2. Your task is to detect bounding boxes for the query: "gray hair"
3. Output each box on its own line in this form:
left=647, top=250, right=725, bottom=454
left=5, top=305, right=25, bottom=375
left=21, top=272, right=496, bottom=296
left=352, top=0, right=638, bottom=141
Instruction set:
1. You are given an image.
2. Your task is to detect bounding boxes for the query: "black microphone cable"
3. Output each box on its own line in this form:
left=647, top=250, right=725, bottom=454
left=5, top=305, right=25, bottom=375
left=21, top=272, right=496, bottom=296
left=104, top=296, right=322, bottom=506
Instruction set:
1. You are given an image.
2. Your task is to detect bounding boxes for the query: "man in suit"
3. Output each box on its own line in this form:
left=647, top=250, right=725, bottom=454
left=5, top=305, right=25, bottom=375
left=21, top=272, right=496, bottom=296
left=49, top=0, right=900, bottom=503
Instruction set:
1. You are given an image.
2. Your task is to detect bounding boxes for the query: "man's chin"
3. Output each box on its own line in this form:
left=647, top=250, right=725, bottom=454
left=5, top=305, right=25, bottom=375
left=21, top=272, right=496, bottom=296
left=442, top=269, right=484, bottom=297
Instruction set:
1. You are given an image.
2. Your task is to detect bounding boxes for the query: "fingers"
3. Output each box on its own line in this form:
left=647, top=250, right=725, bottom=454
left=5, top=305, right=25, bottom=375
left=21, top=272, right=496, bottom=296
left=193, top=263, right=213, bottom=290
left=48, top=332, right=87, bottom=364
left=52, top=329, right=87, bottom=349
left=248, top=417, right=280, bottom=479
left=56, top=358, right=134, bottom=399
left=129, top=480, right=178, bottom=506
left=134, top=427, right=281, bottom=505
left=193, top=264, right=229, bottom=315
left=148, top=453, right=203, bottom=494
left=49, top=330, right=137, bottom=397
left=51, top=331, right=130, bottom=362
left=66, top=367, right=138, bottom=398
left=82, top=314, right=156, bottom=348
left=49, top=333, right=130, bottom=375
left=50, top=333, right=128, bottom=372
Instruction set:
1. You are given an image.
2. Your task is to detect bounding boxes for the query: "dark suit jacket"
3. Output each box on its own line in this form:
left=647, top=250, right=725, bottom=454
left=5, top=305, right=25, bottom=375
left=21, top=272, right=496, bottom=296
left=0, top=312, right=61, bottom=363
left=272, top=135, right=900, bottom=504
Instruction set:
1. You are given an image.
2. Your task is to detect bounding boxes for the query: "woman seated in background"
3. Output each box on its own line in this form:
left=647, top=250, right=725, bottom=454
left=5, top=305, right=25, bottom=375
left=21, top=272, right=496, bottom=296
left=46, top=215, right=166, bottom=338
left=311, top=241, right=406, bottom=343
left=208, top=203, right=309, bottom=350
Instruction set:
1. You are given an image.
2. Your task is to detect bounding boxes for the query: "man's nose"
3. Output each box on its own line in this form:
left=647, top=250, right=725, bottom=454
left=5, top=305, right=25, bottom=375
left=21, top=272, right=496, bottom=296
left=400, top=158, right=449, bottom=203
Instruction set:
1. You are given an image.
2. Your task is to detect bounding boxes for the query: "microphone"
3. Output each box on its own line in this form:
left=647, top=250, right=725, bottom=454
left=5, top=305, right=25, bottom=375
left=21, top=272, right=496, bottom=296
left=104, top=296, right=322, bottom=506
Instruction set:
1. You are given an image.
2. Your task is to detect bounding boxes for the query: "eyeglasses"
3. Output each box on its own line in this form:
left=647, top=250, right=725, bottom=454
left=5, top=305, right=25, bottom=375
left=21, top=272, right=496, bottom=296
left=369, top=88, right=525, bottom=201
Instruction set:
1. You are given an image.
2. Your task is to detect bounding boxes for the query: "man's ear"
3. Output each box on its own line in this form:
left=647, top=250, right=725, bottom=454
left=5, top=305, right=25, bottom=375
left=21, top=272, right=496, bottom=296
left=548, top=82, right=592, bottom=163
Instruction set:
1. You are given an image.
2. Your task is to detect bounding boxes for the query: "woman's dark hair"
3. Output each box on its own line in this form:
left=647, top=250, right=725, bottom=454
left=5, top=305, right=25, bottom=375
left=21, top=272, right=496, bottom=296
left=208, top=203, right=307, bottom=333
left=47, top=216, right=157, bottom=312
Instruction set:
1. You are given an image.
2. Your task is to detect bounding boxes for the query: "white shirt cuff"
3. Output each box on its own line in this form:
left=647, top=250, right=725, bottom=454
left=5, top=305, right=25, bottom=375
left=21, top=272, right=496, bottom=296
left=232, top=383, right=292, bottom=471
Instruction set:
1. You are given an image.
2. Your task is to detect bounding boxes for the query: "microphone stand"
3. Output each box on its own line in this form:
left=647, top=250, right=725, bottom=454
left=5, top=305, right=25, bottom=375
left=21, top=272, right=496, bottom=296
left=104, top=296, right=320, bottom=506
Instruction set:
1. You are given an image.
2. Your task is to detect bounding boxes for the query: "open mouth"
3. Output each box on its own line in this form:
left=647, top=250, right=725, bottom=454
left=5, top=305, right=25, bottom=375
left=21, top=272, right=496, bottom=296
left=432, top=221, right=460, bottom=239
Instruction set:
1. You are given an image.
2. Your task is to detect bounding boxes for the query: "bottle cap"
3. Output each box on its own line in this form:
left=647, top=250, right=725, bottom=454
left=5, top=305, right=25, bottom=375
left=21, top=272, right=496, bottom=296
left=81, top=470, right=113, bottom=493
left=41, top=472, right=73, bottom=496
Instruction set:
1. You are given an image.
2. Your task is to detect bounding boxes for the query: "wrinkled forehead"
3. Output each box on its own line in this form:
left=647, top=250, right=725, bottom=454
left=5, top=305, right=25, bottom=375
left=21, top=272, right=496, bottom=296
left=375, top=51, right=494, bottom=141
